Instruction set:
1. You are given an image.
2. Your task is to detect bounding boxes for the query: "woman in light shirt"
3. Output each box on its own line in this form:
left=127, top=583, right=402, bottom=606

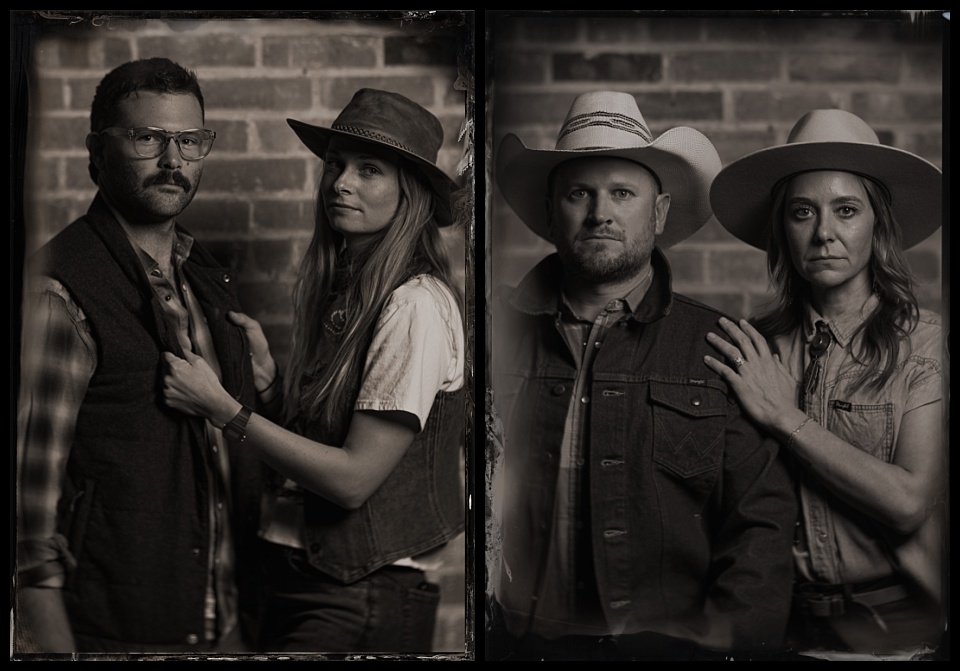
left=163, top=88, right=466, bottom=653
left=703, top=109, right=944, bottom=656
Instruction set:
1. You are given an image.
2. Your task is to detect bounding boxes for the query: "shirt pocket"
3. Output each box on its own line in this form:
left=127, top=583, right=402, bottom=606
left=650, top=380, right=726, bottom=478
left=827, top=399, right=895, bottom=462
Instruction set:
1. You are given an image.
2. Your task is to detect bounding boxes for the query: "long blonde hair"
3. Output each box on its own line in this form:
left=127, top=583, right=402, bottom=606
left=285, top=156, right=461, bottom=431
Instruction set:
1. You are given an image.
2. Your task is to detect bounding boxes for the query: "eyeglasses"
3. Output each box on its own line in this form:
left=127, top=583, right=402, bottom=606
left=799, top=321, right=831, bottom=412
left=99, top=126, right=216, bottom=160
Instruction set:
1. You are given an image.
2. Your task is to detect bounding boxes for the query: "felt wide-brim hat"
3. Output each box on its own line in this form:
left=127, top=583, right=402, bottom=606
left=495, top=90, right=722, bottom=249
left=287, top=88, right=456, bottom=227
left=710, top=108, right=942, bottom=250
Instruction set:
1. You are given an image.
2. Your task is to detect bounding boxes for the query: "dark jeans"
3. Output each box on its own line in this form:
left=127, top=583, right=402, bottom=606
left=258, top=540, right=441, bottom=653
left=484, top=596, right=814, bottom=662
left=786, top=586, right=944, bottom=655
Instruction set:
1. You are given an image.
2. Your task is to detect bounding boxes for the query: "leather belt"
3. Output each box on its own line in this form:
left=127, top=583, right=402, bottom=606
left=795, top=582, right=910, bottom=618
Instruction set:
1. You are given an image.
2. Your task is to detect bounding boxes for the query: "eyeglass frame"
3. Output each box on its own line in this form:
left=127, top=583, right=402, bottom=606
left=98, top=126, right=217, bottom=161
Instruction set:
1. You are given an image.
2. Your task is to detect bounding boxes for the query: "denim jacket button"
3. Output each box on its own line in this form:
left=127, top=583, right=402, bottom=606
left=690, top=397, right=702, bottom=406
left=551, top=384, right=566, bottom=395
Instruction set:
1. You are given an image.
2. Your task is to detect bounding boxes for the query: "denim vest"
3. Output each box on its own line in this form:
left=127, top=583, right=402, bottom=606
left=35, top=195, right=260, bottom=650
left=491, top=251, right=797, bottom=651
left=293, top=274, right=466, bottom=584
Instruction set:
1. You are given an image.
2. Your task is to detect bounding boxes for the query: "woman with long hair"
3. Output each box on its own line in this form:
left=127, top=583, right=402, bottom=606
left=703, top=109, right=944, bottom=656
left=162, top=88, right=466, bottom=653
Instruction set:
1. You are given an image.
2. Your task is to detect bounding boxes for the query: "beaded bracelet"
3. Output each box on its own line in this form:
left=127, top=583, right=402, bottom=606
left=787, top=416, right=814, bottom=450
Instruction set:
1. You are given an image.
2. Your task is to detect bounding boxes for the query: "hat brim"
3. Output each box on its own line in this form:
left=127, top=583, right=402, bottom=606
left=495, top=128, right=721, bottom=249
left=710, top=142, right=942, bottom=250
left=287, top=119, right=458, bottom=227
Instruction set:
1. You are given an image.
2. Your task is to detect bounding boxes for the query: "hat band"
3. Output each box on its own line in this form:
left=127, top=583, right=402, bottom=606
left=558, top=111, right=653, bottom=145
left=332, top=124, right=417, bottom=158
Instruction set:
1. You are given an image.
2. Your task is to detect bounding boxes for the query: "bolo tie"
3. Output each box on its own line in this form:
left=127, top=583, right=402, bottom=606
left=799, top=321, right=832, bottom=413
left=794, top=320, right=832, bottom=557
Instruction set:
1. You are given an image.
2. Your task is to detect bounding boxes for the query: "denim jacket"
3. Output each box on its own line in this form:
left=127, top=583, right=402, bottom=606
left=491, top=250, right=797, bottom=651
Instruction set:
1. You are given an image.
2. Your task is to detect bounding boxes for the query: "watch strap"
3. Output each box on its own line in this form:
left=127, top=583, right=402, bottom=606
left=222, top=405, right=252, bottom=442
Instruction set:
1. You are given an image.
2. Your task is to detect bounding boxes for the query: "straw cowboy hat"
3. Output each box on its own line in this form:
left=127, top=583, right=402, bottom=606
left=495, top=90, right=722, bottom=248
left=287, top=88, right=456, bottom=226
left=710, top=108, right=942, bottom=250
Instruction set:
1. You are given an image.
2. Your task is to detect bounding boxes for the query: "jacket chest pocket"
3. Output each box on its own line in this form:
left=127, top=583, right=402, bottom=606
left=827, top=400, right=894, bottom=462
left=650, top=380, right=726, bottom=478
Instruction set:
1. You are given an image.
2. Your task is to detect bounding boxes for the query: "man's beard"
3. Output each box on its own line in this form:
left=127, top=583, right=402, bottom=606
left=555, top=232, right=654, bottom=285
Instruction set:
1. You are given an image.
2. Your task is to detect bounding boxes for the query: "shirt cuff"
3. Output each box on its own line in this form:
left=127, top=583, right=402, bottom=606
left=17, top=534, right=76, bottom=587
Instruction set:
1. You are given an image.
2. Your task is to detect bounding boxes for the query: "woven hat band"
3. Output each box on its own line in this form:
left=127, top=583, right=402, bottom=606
left=556, top=110, right=653, bottom=150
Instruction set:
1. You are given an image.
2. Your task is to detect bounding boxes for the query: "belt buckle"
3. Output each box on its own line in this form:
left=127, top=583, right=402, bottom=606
left=801, top=592, right=847, bottom=618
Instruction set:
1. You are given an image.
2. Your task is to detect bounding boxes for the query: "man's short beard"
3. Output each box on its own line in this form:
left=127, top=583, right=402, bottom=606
left=557, top=241, right=651, bottom=285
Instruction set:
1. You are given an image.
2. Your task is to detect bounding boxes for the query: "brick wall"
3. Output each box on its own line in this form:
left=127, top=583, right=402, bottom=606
left=16, top=12, right=472, bottom=655
left=487, top=13, right=944, bottom=319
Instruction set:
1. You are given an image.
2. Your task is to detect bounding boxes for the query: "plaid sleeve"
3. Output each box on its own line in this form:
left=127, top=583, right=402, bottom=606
left=16, top=278, right=96, bottom=587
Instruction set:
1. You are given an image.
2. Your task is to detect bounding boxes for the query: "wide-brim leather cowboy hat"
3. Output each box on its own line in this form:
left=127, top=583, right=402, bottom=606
left=495, top=90, right=722, bottom=249
left=287, top=88, right=457, bottom=227
left=710, top=108, right=942, bottom=250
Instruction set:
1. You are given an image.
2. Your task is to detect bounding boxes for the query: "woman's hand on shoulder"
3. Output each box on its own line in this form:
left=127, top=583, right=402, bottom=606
left=703, top=317, right=802, bottom=434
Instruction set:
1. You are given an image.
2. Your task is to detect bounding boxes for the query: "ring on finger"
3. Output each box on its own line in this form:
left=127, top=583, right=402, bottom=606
left=733, top=356, right=745, bottom=368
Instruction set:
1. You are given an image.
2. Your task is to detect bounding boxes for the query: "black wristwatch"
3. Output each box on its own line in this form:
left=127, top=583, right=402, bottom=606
left=222, top=405, right=252, bottom=442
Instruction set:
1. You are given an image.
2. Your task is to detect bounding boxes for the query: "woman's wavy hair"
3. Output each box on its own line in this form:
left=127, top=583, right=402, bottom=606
left=752, top=172, right=920, bottom=392
left=285, top=155, right=462, bottom=428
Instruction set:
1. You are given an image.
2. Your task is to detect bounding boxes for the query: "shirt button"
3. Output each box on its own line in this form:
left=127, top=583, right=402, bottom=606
left=186, top=633, right=199, bottom=645
left=217, top=502, right=224, bottom=511
left=191, top=547, right=201, bottom=557
left=212, top=445, right=219, bottom=454
left=580, top=396, right=590, bottom=404
left=222, top=273, right=231, bottom=283
left=594, top=341, right=601, bottom=348
left=182, top=283, right=188, bottom=292
left=818, top=532, right=828, bottom=542
left=164, top=294, right=173, bottom=301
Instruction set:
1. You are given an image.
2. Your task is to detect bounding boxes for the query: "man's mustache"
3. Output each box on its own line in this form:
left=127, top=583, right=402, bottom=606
left=144, top=171, right=192, bottom=191
left=576, top=227, right=623, bottom=242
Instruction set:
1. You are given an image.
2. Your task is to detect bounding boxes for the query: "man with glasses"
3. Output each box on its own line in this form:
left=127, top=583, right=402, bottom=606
left=16, top=58, right=269, bottom=653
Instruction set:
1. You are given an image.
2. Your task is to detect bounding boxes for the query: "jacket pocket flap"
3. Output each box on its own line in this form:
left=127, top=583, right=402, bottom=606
left=649, top=380, right=726, bottom=418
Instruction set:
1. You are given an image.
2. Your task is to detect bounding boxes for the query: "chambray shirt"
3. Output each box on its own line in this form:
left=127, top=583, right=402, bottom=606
left=773, top=296, right=944, bottom=601
left=17, top=219, right=238, bottom=643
